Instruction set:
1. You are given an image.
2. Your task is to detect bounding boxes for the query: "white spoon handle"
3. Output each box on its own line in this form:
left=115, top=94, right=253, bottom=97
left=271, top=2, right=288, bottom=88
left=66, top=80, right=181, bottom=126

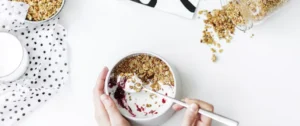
left=143, top=88, right=239, bottom=126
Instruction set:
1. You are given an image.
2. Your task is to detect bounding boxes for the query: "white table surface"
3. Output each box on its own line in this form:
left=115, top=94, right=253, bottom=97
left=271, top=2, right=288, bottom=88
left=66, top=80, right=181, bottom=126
left=21, top=0, right=300, bottom=126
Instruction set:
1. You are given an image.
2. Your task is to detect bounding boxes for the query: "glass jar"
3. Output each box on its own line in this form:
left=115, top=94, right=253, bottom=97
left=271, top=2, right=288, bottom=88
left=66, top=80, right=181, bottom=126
left=220, top=0, right=289, bottom=31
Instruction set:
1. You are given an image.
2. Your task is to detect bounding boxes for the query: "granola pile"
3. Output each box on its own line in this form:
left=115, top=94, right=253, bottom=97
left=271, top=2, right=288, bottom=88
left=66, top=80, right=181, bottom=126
left=112, top=54, right=174, bottom=92
left=199, top=1, right=246, bottom=62
left=199, top=0, right=287, bottom=62
left=12, top=0, right=63, bottom=21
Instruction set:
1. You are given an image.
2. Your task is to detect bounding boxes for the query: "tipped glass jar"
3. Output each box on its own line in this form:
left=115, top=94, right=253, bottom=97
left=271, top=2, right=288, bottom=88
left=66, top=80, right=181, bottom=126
left=220, top=0, right=289, bottom=31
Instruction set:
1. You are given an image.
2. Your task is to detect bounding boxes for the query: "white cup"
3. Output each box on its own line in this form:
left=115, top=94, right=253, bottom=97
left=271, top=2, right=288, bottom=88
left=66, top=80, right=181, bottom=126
left=0, top=32, right=29, bottom=82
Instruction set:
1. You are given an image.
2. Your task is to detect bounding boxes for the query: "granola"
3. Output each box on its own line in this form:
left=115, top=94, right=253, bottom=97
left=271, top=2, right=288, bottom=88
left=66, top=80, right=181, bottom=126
left=199, top=1, right=246, bottom=62
left=243, top=0, right=288, bottom=21
left=199, top=0, right=287, bottom=62
left=112, top=54, right=174, bottom=92
left=12, top=0, right=63, bottom=21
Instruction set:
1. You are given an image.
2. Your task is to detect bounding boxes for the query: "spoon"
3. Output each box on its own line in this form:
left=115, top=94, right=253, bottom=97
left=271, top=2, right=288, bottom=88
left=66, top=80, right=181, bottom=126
left=142, top=88, right=239, bottom=126
left=123, top=77, right=239, bottom=126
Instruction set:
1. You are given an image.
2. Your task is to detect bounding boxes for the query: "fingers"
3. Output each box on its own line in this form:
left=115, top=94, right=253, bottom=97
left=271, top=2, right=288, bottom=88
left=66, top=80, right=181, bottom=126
left=185, top=99, right=214, bottom=112
left=93, top=93, right=109, bottom=121
left=173, top=104, right=184, bottom=111
left=94, top=67, right=109, bottom=95
left=185, top=98, right=214, bottom=125
left=101, top=94, right=126, bottom=125
left=182, top=103, right=199, bottom=126
left=196, top=121, right=207, bottom=126
left=93, top=67, right=110, bottom=124
left=93, top=67, right=109, bottom=116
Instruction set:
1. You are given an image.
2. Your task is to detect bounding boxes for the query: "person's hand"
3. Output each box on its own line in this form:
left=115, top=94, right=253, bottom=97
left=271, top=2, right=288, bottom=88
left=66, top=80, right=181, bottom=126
left=173, top=98, right=214, bottom=126
left=93, top=67, right=130, bottom=126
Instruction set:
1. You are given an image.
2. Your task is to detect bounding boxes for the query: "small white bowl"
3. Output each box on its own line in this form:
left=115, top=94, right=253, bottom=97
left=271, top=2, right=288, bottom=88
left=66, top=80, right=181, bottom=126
left=0, top=32, right=29, bottom=82
left=105, top=52, right=181, bottom=126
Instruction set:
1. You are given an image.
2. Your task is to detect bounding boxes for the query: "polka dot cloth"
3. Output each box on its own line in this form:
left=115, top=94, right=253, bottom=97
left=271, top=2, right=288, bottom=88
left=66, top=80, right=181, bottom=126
left=0, top=0, right=29, bottom=30
left=0, top=1, right=69, bottom=126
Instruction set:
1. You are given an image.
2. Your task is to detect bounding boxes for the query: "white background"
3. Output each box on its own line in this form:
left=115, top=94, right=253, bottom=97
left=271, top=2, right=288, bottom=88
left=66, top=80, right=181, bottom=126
left=20, top=0, right=300, bottom=126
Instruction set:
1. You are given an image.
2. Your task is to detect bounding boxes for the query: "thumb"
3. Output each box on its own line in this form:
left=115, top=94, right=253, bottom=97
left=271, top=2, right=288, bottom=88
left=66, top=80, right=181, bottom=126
left=100, top=94, right=126, bottom=125
left=182, top=103, right=199, bottom=126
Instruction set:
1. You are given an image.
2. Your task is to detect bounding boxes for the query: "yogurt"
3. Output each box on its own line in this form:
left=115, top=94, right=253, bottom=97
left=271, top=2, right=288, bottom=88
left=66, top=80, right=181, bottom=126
left=108, top=74, right=175, bottom=118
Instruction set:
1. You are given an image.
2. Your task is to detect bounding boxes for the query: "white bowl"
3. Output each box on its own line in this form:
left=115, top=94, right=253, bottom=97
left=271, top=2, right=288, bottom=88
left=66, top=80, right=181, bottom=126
left=105, top=52, right=181, bottom=126
left=0, top=32, right=29, bottom=82
left=25, top=0, right=66, bottom=24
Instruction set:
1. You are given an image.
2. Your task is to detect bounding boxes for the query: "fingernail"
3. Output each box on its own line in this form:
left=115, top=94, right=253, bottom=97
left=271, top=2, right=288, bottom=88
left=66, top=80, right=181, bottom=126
left=103, top=67, right=108, bottom=71
left=181, top=98, right=186, bottom=102
left=189, top=103, right=198, bottom=112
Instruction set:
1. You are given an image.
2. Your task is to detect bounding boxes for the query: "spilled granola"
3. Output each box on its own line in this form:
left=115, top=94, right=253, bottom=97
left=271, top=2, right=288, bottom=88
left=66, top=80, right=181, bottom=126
left=199, top=0, right=287, bottom=62
left=200, top=1, right=246, bottom=62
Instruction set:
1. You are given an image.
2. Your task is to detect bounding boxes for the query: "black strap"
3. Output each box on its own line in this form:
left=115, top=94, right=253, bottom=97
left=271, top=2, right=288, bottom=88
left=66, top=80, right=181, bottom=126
left=180, top=0, right=196, bottom=12
left=131, top=0, right=157, bottom=7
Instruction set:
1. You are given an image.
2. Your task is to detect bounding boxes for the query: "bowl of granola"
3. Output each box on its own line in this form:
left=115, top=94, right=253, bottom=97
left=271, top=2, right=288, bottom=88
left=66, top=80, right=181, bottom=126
left=105, top=52, right=181, bottom=126
left=12, top=0, right=65, bottom=23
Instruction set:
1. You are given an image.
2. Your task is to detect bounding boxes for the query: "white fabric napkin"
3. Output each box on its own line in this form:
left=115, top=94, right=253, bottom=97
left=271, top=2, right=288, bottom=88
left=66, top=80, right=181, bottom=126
left=0, top=0, right=69, bottom=126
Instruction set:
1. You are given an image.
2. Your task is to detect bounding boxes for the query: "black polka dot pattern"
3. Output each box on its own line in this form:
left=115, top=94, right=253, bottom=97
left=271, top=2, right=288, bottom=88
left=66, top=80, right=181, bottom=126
left=0, top=1, right=69, bottom=125
left=0, top=0, right=29, bottom=30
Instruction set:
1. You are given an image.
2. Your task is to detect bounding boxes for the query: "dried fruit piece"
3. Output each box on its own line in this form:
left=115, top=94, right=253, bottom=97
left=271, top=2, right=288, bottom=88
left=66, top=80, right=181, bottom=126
left=129, top=96, right=132, bottom=101
left=217, top=43, right=221, bottom=48
left=150, top=94, right=156, bottom=99
left=212, top=54, right=217, bottom=62
left=146, top=104, right=152, bottom=108
left=211, top=48, right=216, bottom=53
left=219, top=49, right=224, bottom=53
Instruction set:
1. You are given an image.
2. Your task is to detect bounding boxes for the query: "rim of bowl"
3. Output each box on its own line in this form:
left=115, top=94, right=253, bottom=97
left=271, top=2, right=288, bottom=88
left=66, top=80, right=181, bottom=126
left=0, top=32, right=25, bottom=78
left=24, top=0, right=66, bottom=24
left=104, top=51, right=177, bottom=121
